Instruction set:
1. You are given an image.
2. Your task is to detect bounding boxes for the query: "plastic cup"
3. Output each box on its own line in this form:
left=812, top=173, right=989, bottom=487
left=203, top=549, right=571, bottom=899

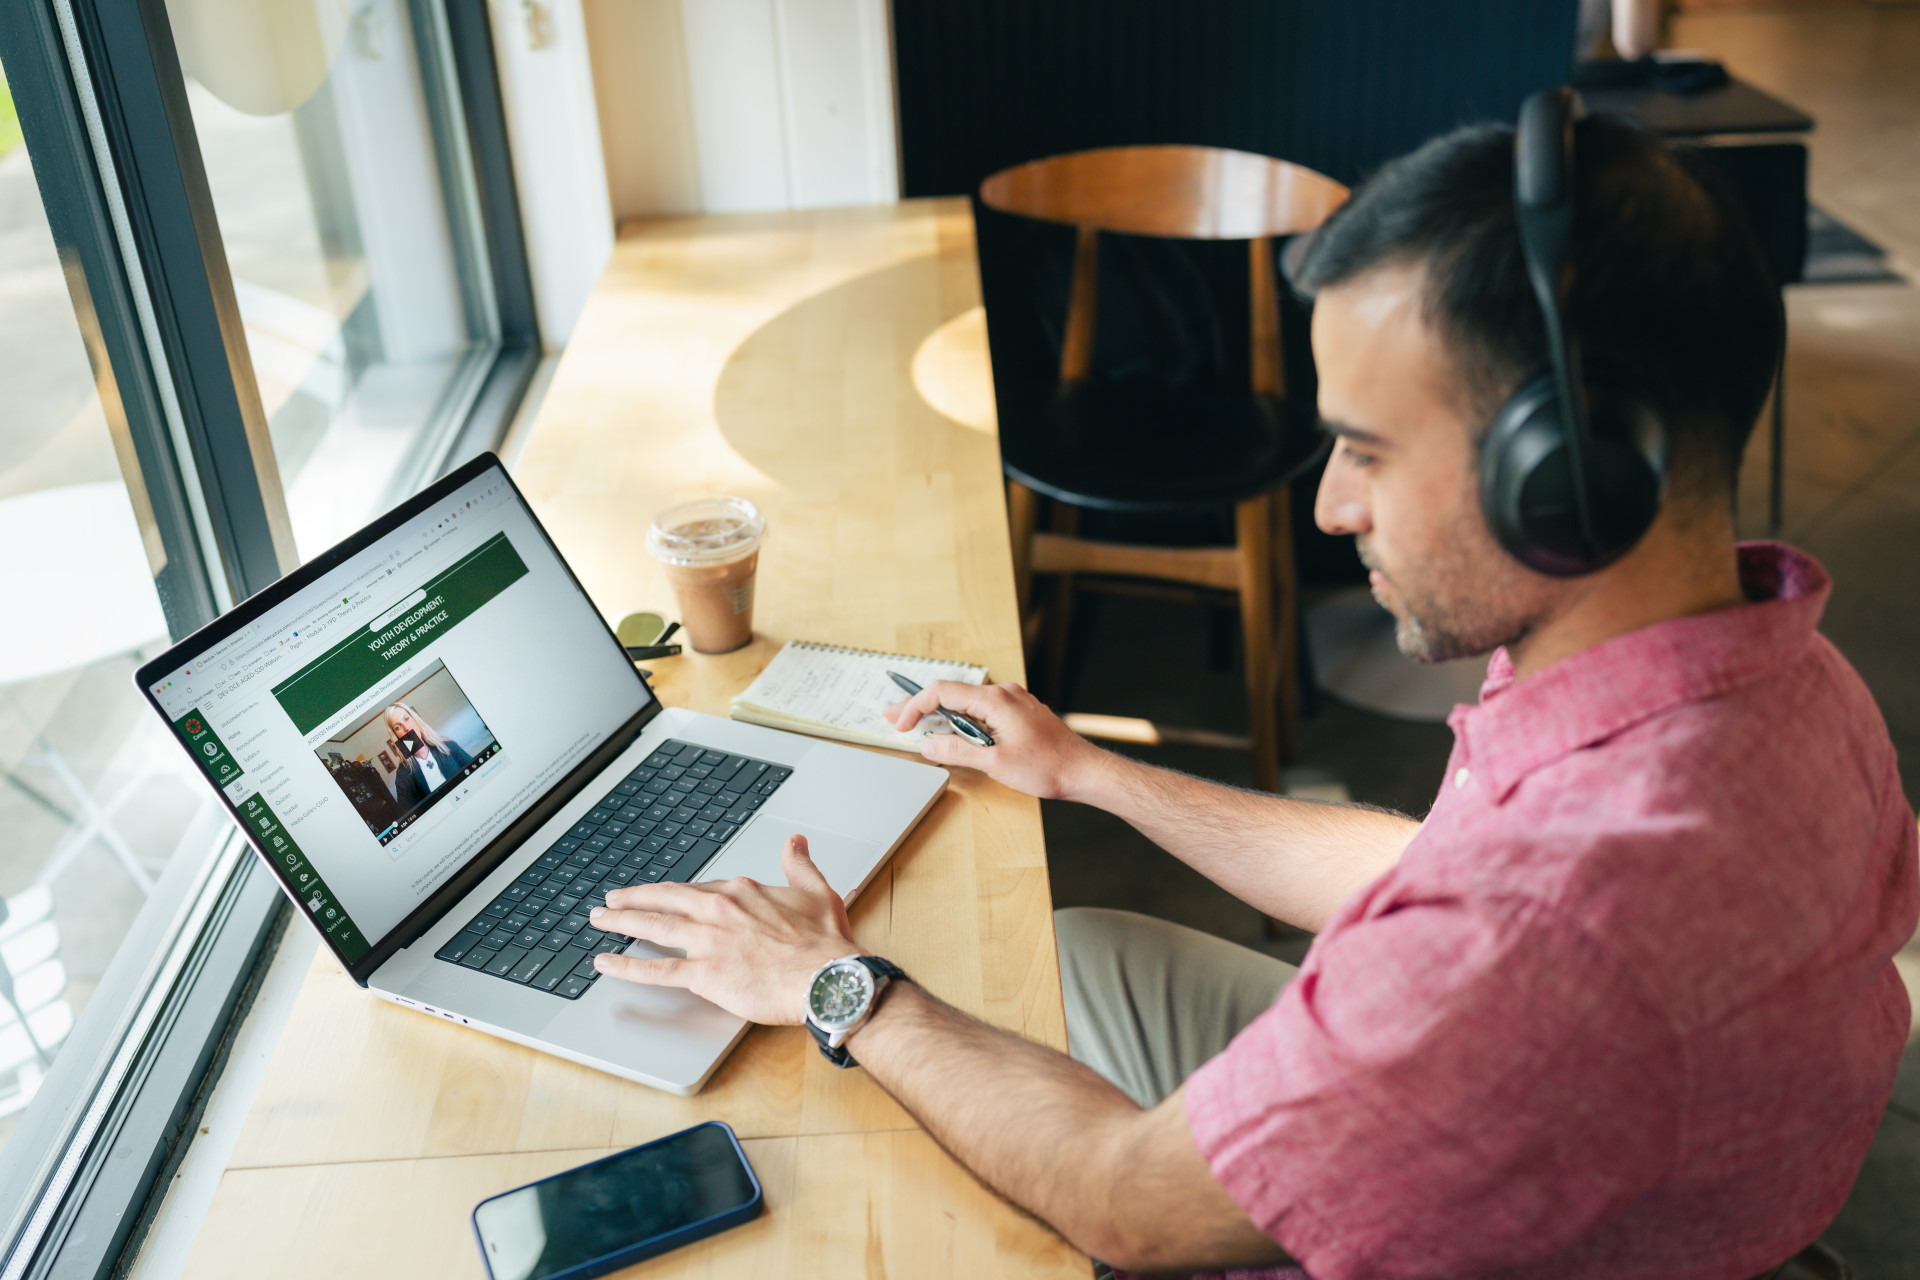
left=645, top=497, right=766, bottom=654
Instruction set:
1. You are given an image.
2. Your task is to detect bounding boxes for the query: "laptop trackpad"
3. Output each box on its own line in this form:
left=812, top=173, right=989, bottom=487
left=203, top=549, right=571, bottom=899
left=696, top=816, right=885, bottom=901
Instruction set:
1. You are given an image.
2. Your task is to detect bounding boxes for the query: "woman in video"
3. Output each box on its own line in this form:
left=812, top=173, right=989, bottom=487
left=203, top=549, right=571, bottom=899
left=385, top=701, right=473, bottom=809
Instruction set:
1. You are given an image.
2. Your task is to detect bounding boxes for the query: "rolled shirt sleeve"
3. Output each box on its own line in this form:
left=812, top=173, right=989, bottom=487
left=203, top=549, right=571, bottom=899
left=1184, top=891, right=1682, bottom=1280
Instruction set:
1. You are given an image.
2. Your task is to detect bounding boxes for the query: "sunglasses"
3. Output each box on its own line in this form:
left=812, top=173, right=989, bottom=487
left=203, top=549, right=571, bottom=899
left=614, top=611, right=682, bottom=660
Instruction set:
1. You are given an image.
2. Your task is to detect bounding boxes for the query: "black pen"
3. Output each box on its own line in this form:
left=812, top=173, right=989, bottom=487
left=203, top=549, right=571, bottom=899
left=887, top=671, right=995, bottom=747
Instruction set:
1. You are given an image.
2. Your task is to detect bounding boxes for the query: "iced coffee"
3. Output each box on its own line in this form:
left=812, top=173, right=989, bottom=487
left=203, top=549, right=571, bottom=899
left=645, top=497, right=766, bottom=654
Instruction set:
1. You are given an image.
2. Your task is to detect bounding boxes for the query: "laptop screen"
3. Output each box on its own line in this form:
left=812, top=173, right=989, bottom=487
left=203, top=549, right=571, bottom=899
left=144, top=462, right=652, bottom=964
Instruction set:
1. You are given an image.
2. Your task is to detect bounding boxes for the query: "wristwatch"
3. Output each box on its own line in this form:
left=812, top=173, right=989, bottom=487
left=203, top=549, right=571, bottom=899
left=804, top=954, right=908, bottom=1068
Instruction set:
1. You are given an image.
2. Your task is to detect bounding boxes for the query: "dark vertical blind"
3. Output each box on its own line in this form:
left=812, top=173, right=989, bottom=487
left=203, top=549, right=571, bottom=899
left=893, top=0, right=1579, bottom=197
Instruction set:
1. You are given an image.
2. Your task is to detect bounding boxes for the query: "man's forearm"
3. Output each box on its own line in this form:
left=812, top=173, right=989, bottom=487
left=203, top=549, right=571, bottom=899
left=1068, top=748, right=1421, bottom=932
left=844, top=981, right=1287, bottom=1272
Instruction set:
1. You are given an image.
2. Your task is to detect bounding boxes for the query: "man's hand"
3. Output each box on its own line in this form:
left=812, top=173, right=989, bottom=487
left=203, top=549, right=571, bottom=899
left=883, top=681, right=1103, bottom=800
left=588, top=834, right=855, bottom=1025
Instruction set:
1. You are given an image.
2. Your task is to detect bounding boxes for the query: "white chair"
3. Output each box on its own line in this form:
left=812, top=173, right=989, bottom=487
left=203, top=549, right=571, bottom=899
left=0, top=885, right=74, bottom=1118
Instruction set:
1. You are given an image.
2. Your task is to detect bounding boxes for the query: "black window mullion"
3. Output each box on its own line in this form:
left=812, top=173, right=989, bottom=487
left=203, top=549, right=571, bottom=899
left=0, top=0, right=218, bottom=637
left=68, top=0, right=298, bottom=602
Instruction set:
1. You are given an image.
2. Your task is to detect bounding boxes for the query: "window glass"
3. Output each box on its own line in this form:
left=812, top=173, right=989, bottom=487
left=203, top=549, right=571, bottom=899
left=174, top=0, right=498, bottom=557
left=0, top=62, right=213, bottom=1152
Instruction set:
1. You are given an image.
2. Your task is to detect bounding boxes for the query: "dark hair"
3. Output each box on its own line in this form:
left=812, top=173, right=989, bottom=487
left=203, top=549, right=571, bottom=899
left=1296, top=114, right=1784, bottom=503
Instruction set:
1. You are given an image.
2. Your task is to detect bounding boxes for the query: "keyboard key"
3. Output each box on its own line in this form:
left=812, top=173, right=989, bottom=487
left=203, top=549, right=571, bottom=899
left=695, top=778, right=725, bottom=795
left=508, top=951, right=552, bottom=983
left=529, top=884, right=560, bottom=901
left=537, top=932, right=570, bottom=951
left=603, top=820, right=629, bottom=836
left=515, top=868, right=547, bottom=886
left=537, top=851, right=566, bottom=868
left=486, top=946, right=528, bottom=977
left=585, top=835, right=612, bottom=852
left=699, top=803, right=729, bottom=821
left=484, top=927, right=517, bottom=949
left=641, top=834, right=670, bottom=853
left=670, top=834, right=698, bottom=853
left=554, top=838, right=582, bottom=854
left=671, top=807, right=699, bottom=823
left=603, top=868, right=635, bottom=885
left=532, top=961, right=569, bottom=992
left=557, top=915, right=588, bottom=934
left=653, top=851, right=681, bottom=866
left=723, top=807, right=752, bottom=825
left=570, top=823, right=597, bottom=840
left=558, top=974, right=594, bottom=999
left=699, top=750, right=727, bottom=766
left=502, top=883, right=532, bottom=900
left=505, top=912, right=533, bottom=931
left=689, top=838, right=723, bottom=862
left=710, top=823, right=739, bottom=842
left=532, top=910, right=562, bottom=931
left=743, top=795, right=766, bottom=810
left=461, top=947, right=496, bottom=970
left=640, top=865, right=667, bottom=882
left=437, top=930, right=487, bottom=962
left=683, top=820, right=712, bottom=838
left=513, top=928, right=544, bottom=949
left=483, top=900, right=511, bottom=918
left=552, top=894, right=582, bottom=912
left=593, top=935, right=629, bottom=956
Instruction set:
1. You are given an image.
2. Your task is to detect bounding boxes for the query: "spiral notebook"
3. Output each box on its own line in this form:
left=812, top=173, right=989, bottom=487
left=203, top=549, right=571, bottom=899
left=729, top=641, right=989, bottom=751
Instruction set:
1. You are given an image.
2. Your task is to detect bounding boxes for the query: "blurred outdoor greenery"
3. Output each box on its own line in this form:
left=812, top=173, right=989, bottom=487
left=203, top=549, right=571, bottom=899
left=1, top=73, right=21, bottom=159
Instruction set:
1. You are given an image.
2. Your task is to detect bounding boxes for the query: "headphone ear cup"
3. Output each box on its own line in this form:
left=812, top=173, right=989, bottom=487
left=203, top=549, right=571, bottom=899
left=1480, top=375, right=1666, bottom=576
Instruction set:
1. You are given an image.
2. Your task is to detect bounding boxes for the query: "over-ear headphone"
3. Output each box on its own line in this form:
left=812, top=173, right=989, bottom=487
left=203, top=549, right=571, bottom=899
left=1480, top=88, right=1667, bottom=577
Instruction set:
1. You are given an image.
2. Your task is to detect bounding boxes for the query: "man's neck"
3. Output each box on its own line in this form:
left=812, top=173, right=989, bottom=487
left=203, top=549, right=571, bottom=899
left=1507, top=510, right=1747, bottom=681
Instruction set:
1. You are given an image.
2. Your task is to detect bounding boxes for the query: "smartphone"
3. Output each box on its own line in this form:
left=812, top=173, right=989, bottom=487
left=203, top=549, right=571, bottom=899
left=472, top=1122, right=763, bottom=1280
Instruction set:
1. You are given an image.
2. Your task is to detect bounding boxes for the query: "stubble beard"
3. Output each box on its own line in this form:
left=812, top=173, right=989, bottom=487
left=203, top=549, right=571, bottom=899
left=1366, top=548, right=1533, bottom=666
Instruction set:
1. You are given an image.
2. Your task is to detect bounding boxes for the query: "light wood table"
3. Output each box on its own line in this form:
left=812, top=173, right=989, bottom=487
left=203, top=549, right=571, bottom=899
left=182, top=199, right=1086, bottom=1278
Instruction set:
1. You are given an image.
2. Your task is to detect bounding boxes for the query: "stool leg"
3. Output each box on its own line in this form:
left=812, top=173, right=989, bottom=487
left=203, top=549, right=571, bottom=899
left=1042, top=502, right=1081, bottom=706
left=1271, top=488, right=1301, bottom=766
left=1235, top=495, right=1279, bottom=793
left=1007, top=479, right=1040, bottom=621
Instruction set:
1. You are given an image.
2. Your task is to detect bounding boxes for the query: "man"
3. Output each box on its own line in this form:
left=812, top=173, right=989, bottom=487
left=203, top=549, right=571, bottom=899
left=586, top=113, right=1918, bottom=1277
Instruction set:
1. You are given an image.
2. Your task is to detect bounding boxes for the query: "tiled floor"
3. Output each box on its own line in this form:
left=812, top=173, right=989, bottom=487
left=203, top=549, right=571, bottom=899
left=1043, top=7, right=1920, bottom=1273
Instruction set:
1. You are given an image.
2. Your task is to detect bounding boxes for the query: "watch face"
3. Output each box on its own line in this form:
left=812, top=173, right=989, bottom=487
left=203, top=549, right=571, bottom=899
left=809, top=962, right=873, bottom=1028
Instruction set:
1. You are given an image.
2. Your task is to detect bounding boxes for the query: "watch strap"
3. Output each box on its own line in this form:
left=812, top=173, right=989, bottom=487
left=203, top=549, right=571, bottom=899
left=807, top=956, right=909, bottom=1068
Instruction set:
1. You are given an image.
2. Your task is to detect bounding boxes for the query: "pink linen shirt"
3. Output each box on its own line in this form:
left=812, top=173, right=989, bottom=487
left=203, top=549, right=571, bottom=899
left=1183, top=543, right=1918, bottom=1280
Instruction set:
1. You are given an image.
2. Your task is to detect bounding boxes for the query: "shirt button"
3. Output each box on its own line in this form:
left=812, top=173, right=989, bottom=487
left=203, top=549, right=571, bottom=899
left=1453, top=767, right=1470, bottom=790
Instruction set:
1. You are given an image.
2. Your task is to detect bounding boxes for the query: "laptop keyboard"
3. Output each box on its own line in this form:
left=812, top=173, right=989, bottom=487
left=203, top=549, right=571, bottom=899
left=433, top=739, right=791, bottom=999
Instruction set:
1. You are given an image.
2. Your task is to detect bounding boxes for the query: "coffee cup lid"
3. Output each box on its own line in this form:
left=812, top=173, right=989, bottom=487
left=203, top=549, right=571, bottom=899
left=646, top=496, right=766, bottom=566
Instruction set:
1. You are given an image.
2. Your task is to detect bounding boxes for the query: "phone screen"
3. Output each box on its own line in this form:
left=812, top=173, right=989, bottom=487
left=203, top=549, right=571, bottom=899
left=397, top=731, right=423, bottom=755
left=474, top=1124, right=759, bottom=1280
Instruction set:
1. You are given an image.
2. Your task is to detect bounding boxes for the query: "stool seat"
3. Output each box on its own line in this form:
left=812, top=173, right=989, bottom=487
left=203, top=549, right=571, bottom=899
left=1002, top=379, right=1329, bottom=513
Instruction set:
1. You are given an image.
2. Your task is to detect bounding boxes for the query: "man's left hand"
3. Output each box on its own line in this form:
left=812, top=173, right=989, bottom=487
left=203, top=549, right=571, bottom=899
left=588, top=834, right=856, bottom=1025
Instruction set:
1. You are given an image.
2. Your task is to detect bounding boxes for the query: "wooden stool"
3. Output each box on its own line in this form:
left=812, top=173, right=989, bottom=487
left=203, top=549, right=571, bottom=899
left=980, top=146, right=1347, bottom=791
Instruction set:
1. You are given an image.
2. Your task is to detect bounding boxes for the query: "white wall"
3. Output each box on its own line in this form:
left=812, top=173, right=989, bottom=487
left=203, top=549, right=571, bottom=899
left=582, top=0, right=898, bottom=222
left=487, top=0, right=616, bottom=347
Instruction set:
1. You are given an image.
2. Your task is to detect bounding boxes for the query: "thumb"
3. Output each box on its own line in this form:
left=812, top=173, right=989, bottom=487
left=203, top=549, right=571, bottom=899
left=781, top=834, right=833, bottom=894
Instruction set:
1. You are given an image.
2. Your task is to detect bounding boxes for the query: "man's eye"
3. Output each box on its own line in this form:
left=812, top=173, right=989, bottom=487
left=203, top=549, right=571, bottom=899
left=1343, top=445, right=1376, bottom=470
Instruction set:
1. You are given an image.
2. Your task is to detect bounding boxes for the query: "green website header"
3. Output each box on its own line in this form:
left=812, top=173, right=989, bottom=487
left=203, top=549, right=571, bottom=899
left=272, top=532, right=529, bottom=735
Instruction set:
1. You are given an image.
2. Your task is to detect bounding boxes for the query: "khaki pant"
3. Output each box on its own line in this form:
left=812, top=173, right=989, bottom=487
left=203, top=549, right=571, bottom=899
left=1053, top=907, right=1299, bottom=1109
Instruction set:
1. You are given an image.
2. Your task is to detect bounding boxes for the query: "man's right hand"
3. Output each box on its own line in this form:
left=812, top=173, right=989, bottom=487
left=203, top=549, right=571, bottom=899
left=883, top=682, right=1102, bottom=800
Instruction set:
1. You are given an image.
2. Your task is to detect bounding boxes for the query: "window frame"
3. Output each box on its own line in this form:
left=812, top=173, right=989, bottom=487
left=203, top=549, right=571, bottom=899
left=0, top=0, right=542, bottom=1271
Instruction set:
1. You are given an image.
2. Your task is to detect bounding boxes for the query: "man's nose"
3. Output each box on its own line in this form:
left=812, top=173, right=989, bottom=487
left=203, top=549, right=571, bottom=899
left=1315, top=461, right=1370, bottom=536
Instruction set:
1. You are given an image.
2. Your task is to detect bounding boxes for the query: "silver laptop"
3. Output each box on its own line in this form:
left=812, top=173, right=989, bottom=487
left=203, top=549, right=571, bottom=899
left=136, top=454, right=947, bottom=1095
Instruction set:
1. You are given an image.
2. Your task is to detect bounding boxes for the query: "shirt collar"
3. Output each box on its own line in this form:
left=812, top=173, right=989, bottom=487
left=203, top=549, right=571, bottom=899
left=1455, top=542, right=1830, bottom=802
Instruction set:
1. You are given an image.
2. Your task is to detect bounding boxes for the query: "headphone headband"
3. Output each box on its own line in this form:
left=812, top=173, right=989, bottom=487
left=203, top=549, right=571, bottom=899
left=1514, top=87, right=1598, bottom=556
